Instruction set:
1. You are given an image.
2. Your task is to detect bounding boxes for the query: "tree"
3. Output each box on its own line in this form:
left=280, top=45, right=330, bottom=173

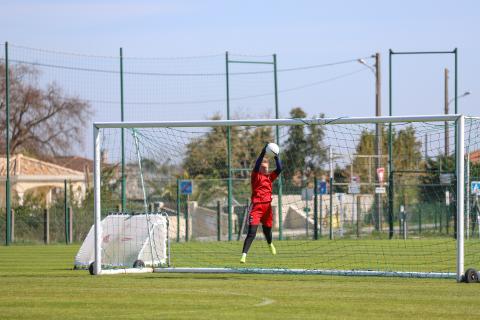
left=353, top=125, right=423, bottom=208
left=306, top=113, right=327, bottom=175
left=420, top=155, right=454, bottom=203
left=282, top=107, right=308, bottom=183
left=183, top=114, right=230, bottom=179
left=0, top=63, right=92, bottom=157
left=282, top=107, right=327, bottom=186
left=351, top=127, right=388, bottom=185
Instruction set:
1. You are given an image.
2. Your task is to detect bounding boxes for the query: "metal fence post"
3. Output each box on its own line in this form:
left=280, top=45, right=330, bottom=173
left=185, top=196, right=189, bottom=242
left=64, top=179, right=68, bottom=244
left=5, top=42, right=11, bottom=246
left=418, top=210, right=422, bottom=235
left=217, top=201, right=221, bottom=241
left=176, top=178, right=180, bottom=242
left=44, top=208, right=49, bottom=244
left=314, top=177, right=318, bottom=240
left=10, top=208, right=14, bottom=243
left=68, top=207, right=73, bottom=244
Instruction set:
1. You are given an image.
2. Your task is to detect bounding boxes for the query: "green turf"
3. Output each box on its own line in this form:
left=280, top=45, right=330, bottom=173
left=0, top=245, right=479, bottom=319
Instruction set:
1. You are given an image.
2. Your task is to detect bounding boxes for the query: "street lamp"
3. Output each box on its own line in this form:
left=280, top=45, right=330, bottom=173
left=357, top=58, right=375, bottom=74
left=358, top=53, right=382, bottom=231
left=448, top=91, right=470, bottom=106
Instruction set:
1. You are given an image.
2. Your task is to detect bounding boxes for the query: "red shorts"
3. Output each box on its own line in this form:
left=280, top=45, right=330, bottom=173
left=249, top=202, right=273, bottom=227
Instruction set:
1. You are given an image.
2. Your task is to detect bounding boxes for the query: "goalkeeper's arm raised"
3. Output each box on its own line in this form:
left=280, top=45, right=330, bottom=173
left=274, top=155, right=282, bottom=175
left=253, top=144, right=268, bottom=173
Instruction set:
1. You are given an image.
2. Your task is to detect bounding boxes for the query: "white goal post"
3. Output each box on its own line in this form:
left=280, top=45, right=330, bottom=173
left=92, top=114, right=466, bottom=281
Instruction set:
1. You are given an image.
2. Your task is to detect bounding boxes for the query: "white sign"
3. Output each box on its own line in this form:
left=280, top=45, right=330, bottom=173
left=376, top=168, right=385, bottom=183
left=348, top=183, right=361, bottom=194
left=445, top=190, right=450, bottom=206
left=301, top=188, right=314, bottom=201
left=440, top=173, right=454, bottom=185
left=375, top=187, right=386, bottom=194
left=472, top=181, right=480, bottom=195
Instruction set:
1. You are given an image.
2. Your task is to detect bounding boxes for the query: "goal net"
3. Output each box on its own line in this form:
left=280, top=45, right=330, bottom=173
left=89, top=115, right=480, bottom=281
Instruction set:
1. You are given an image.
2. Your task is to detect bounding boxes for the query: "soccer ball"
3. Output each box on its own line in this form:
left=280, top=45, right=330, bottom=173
left=266, top=143, right=280, bottom=156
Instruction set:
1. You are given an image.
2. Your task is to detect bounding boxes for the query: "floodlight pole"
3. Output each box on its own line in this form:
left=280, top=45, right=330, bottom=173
left=374, top=53, right=382, bottom=231
left=120, top=48, right=126, bottom=212
left=225, top=52, right=232, bottom=241
left=329, top=146, right=333, bottom=240
left=388, top=48, right=458, bottom=240
left=273, top=54, right=283, bottom=240
left=225, top=52, right=282, bottom=240
left=5, top=42, right=11, bottom=245
left=444, top=68, right=449, bottom=156
left=388, top=50, right=393, bottom=239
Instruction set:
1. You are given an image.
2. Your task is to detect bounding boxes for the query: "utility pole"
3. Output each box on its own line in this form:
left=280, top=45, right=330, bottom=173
left=444, top=68, right=449, bottom=156
left=359, top=54, right=382, bottom=231
left=374, top=53, right=382, bottom=231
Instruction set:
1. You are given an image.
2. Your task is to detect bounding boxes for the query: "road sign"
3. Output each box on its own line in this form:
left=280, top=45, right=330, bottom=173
left=440, top=173, right=454, bottom=185
left=376, top=168, right=385, bottom=183
left=348, top=183, right=360, bottom=194
left=472, top=181, right=480, bottom=195
left=375, top=187, right=386, bottom=194
left=316, top=181, right=327, bottom=195
left=301, top=188, right=314, bottom=201
left=179, top=180, right=193, bottom=195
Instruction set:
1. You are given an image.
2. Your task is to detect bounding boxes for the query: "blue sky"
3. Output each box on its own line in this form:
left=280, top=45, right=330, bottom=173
left=1, top=0, right=479, bottom=156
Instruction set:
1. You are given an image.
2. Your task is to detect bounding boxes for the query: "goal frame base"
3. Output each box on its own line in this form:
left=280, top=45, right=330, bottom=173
left=95, top=267, right=456, bottom=279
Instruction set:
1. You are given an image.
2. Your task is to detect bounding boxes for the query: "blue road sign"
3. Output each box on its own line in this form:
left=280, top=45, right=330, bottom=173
left=472, top=181, right=480, bottom=195
left=317, top=181, right=327, bottom=195
left=180, top=180, right=193, bottom=195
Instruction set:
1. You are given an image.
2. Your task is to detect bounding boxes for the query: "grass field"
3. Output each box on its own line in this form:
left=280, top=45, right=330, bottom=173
left=1, top=245, right=479, bottom=319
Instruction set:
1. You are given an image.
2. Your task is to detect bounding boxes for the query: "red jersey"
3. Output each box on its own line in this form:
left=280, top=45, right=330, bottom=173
left=251, top=171, right=279, bottom=204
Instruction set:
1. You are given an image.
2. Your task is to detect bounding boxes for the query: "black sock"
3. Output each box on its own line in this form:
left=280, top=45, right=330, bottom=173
left=262, top=225, right=272, bottom=244
left=242, top=224, right=258, bottom=254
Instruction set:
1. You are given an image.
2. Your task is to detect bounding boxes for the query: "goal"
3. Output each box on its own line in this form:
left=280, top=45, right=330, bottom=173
left=88, top=114, right=480, bottom=281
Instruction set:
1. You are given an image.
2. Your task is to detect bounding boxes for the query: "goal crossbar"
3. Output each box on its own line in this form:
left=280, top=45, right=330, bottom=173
left=94, top=114, right=462, bottom=129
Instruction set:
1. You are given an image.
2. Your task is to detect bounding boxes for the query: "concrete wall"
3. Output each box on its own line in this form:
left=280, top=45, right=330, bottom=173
left=166, top=201, right=238, bottom=241
left=271, top=194, right=375, bottom=230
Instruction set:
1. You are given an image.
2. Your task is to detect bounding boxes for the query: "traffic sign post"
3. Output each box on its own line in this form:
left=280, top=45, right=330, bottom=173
left=180, top=180, right=193, bottom=195
left=348, top=176, right=361, bottom=195
left=471, top=181, right=480, bottom=195
left=376, top=167, right=385, bottom=184
left=179, top=180, right=193, bottom=241
left=301, top=188, right=313, bottom=237
left=316, top=181, right=327, bottom=195
left=301, top=188, right=314, bottom=200
left=375, top=187, right=386, bottom=194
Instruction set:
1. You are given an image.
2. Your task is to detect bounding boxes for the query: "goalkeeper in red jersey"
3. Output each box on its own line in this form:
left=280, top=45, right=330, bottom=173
left=240, top=144, right=282, bottom=263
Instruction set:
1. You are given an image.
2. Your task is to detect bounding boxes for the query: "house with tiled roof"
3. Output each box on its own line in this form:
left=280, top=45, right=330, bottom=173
left=470, top=150, right=480, bottom=164
left=0, top=154, right=87, bottom=207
